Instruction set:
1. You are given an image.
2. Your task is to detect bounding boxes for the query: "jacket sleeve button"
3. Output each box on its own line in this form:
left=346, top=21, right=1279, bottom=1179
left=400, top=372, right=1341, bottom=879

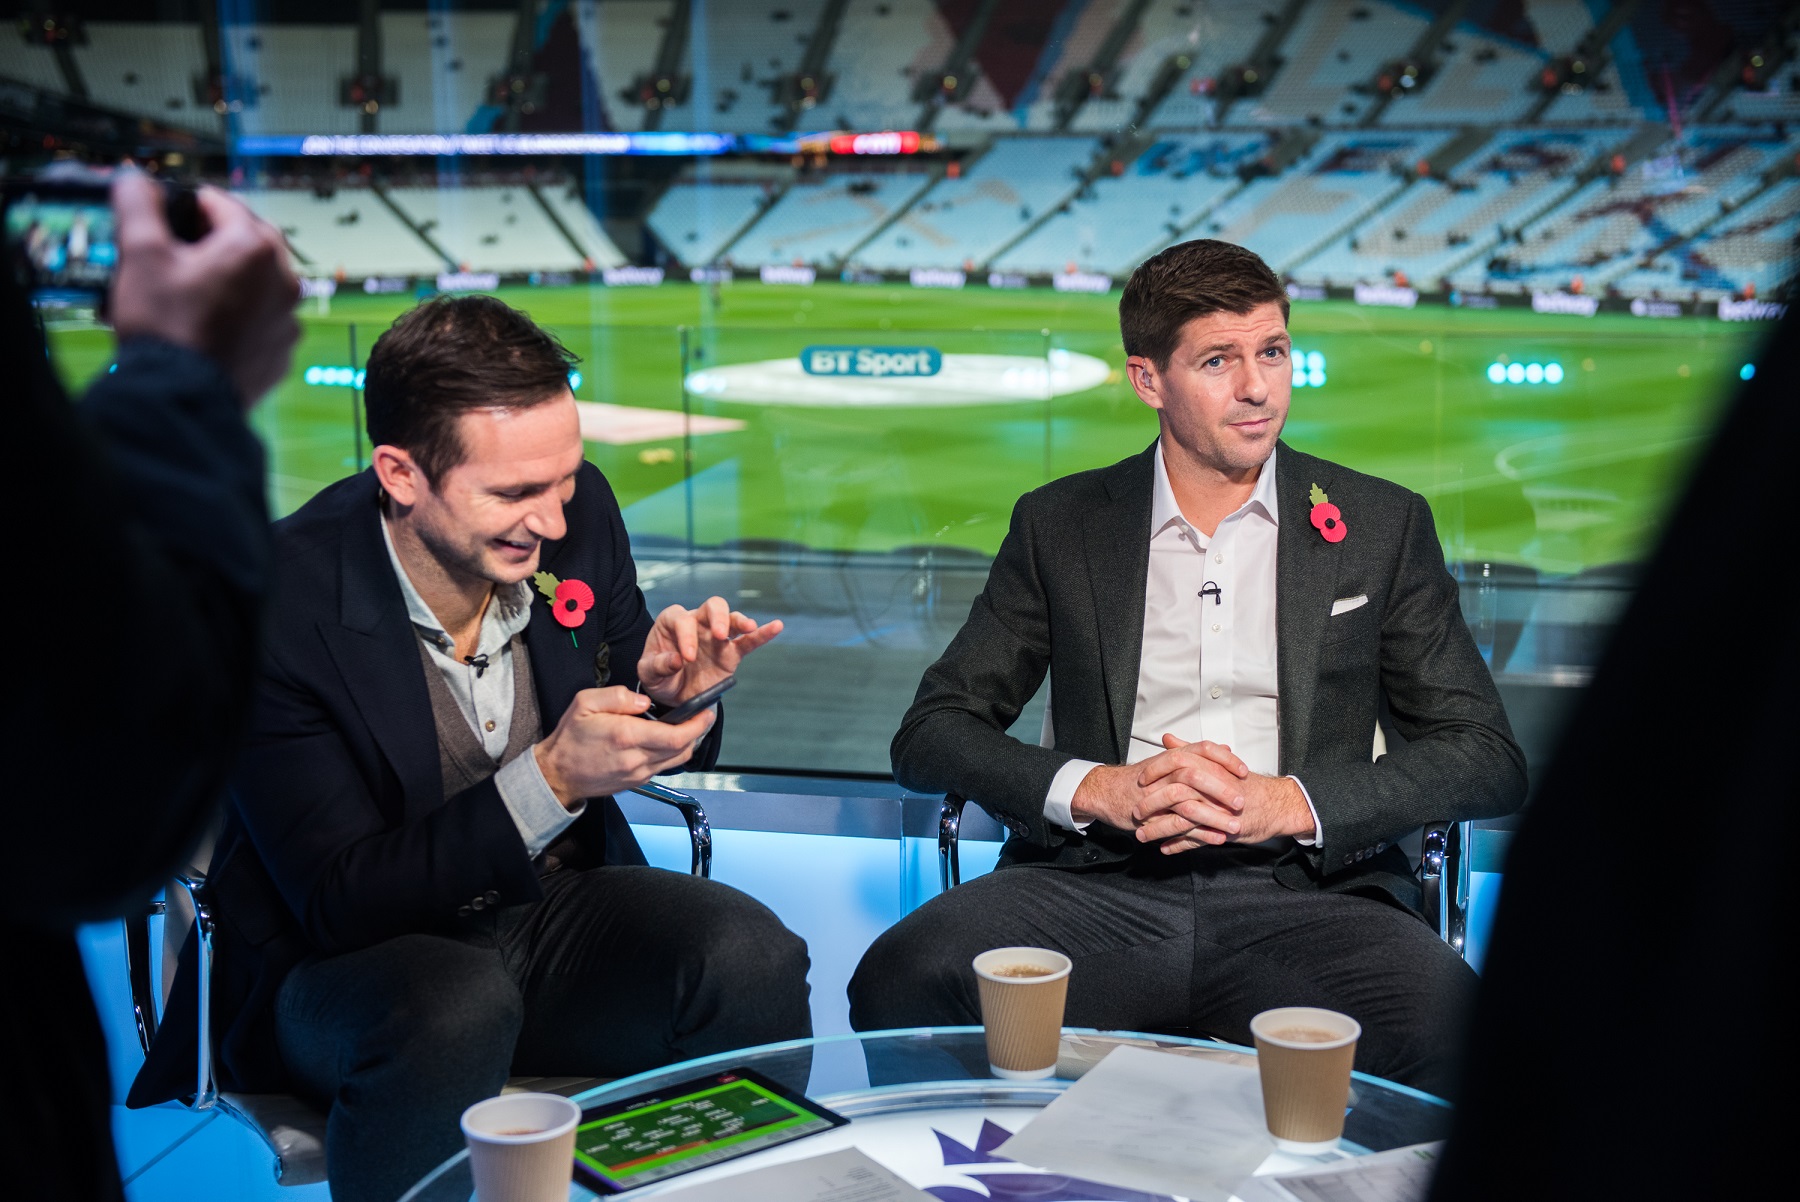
left=1343, top=854, right=1354, bottom=865
left=484, top=890, right=500, bottom=904
left=456, top=905, right=472, bottom=917
left=471, top=896, right=487, bottom=911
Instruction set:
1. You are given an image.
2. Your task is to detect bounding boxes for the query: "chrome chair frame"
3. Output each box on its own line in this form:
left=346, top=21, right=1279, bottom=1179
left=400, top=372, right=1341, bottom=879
left=121, top=784, right=711, bottom=1185
left=936, top=794, right=1473, bottom=957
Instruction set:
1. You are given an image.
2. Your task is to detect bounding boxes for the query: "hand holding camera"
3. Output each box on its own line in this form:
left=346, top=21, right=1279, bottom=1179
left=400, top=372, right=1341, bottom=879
left=108, top=171, right=301, bottom=407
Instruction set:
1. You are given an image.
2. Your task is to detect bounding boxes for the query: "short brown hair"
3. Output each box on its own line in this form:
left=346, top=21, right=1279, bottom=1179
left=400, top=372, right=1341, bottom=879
left=1120, top=240, right=1289, bottom=369
left=364, top=295, right=579, bottom=483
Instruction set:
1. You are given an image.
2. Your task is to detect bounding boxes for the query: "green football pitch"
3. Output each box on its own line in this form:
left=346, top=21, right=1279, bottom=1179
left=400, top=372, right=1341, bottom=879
left=45, top=282, right=1768, bottom=573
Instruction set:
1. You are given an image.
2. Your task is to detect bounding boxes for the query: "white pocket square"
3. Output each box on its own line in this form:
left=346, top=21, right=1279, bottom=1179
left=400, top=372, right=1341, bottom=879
left=1330, top=595, right=1369, bottom=616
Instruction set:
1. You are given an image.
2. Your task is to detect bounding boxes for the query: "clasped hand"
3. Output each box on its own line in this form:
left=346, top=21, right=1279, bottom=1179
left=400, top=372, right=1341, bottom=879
left=1070, top=735, right=1314, bottom=854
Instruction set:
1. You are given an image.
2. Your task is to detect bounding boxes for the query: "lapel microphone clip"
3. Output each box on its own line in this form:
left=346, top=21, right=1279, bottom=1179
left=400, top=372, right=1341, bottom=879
left=1199, top=582, right=1223, bottom=606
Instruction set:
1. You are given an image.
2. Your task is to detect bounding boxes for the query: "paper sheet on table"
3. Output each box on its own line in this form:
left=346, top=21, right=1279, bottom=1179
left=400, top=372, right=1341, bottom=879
left=652, top=1146, right=937, bottom=1202
left=996, top=1044, right=1275, bottom=1201
left=1231, top=1142, right=1443, bottom=1202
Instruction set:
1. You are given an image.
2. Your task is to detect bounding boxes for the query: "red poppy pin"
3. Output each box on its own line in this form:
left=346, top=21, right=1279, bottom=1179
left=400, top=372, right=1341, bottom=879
left=1308, top=483, right=1347, bottom=544
left=533, top=571, right=594, bottom=646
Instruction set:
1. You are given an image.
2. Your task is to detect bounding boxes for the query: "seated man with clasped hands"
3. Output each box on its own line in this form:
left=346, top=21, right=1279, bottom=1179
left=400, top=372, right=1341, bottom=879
left=850, top=240, right=1525, bottom=1098
left=130, top=295, right=811, bottom=1202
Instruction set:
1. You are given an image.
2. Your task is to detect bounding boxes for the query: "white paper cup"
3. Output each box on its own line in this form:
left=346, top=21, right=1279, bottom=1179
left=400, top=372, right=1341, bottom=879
left=973, top=947, right=1072, bottom=1080
left=1250, top=1007, right=1362, bottom=1155
left=460, top=1092, right=581, bottom=1202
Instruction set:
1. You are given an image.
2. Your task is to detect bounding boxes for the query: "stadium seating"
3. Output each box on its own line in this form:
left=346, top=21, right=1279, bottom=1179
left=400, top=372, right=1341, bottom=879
left=72, top=21, right=218, bottom=134
left=1609, top=178, right=1800, bottom=300
left=654, top=1, right=827, bottom=133
left=1238, top=0, right=1427, bottom=126
left=0, top=38, right=77, bottom=94
left=854, top=137, right=1097, bottom=271
left=992, top=133, right=1269, bottom=276
left=1537, top=60, right=1655, bottom=124
left=384, top=185, right=590, bottom=274
left=1138, top=7, right=1274, bottom=131
left=221, top=23, right=358, bottom=136
left=538, top=182, right=627, bottom=269
left=1475, top=125, right=1799, bottom=294
left=727, top=172, right=934, bottom=267
left=1013, top=0, right=1132, bottom=131
left=1295, top=128, right=1615, bottom=288
left=379, top=11, right=515, bottom=135
left=1524, top=0, right=1596, bottom=55
left=649, top=180, right=781, bottom=266
left=820, top=0, right=950, bottom=132
left=239, top=187, right=445, bottom=279
left=584, top=0, right=674, bottom=133
left=1378, top=28, right=1542, bottom=127
left=1072, top=1, right=1265, bottom=133
left=1713, top=20, right=1800, bottom=122
left=1185, top=130, right=1449, bottom=274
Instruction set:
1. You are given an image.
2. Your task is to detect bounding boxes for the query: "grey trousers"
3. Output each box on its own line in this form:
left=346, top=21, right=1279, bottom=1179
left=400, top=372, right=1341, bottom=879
left=848, top=847, right=1476, bottom=1099
left=273, top=866, right=812, bottom=1202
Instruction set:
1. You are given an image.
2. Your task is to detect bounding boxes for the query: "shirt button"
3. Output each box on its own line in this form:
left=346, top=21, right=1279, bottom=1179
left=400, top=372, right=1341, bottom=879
left=1214, top=553, right=1223, bottom=564
left=1209, top=685, right=1222, bottom=699
left=485, top=719, right=496, bottom=732
left=1211, top=623, right=1221, bottom=633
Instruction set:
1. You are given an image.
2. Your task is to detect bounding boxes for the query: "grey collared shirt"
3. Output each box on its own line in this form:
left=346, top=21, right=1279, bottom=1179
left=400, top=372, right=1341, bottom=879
left=382, top=517, right=582, bottom=857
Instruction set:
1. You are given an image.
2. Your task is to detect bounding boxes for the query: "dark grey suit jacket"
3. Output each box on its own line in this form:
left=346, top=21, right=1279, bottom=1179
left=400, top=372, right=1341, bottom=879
left=892, top=440, right=1526, bottom=910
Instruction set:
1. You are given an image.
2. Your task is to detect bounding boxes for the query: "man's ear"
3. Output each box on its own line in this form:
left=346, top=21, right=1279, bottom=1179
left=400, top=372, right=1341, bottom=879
left=1125, top=354, right=1164, bottom=412
left=373, top=444, right=425, bottom=507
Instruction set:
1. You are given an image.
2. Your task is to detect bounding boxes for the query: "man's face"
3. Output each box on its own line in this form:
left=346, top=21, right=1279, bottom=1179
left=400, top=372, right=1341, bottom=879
left=407, top=392, right=585, bottom=587
left=1127, top=302, right=1292, bottom=475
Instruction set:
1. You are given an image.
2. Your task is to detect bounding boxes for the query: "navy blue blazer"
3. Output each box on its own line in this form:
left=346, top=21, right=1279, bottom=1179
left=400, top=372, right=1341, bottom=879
left=131, top=461, right=722, bottom=1103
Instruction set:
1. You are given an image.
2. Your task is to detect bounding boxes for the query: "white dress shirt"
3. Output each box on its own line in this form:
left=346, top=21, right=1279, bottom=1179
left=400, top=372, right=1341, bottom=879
left=382, top=518, right=582, bottom=857
left=1044, top=441, right=1321, bottom=845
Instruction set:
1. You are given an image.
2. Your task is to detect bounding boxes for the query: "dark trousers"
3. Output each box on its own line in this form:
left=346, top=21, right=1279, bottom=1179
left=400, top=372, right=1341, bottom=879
left=274, top=866, right=811, bottom=1202
left=848, top=848, right=1475, bottom=1099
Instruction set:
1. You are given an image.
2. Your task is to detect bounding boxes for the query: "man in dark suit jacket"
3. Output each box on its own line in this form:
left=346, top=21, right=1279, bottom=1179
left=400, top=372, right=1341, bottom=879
left=6, top=172, right=297, bottom=1201
left=130, top=296, right=810, bottom=1202
left=850, top=241, right=1525, bottom=1097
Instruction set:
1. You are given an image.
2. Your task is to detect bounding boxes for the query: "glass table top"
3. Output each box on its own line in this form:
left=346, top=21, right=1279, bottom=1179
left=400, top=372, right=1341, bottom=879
left=398, top=1026, right=1452, bottom=1202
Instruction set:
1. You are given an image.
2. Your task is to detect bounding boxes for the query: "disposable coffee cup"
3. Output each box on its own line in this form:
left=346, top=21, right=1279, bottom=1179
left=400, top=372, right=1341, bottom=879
left=1250, top=1007, right=1362, bottom=1155
left=460, top=1092, right=581, bottom=1202
left=972, top=947, right=1072, bottom=1080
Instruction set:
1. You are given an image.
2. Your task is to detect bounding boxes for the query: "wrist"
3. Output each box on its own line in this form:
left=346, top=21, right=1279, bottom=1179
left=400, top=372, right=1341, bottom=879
left=532, top=739, right=580, bottom=811
left=1069, top=763, right=1126, bottom=825
left=1272, top=775, right=1315, bottom=839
